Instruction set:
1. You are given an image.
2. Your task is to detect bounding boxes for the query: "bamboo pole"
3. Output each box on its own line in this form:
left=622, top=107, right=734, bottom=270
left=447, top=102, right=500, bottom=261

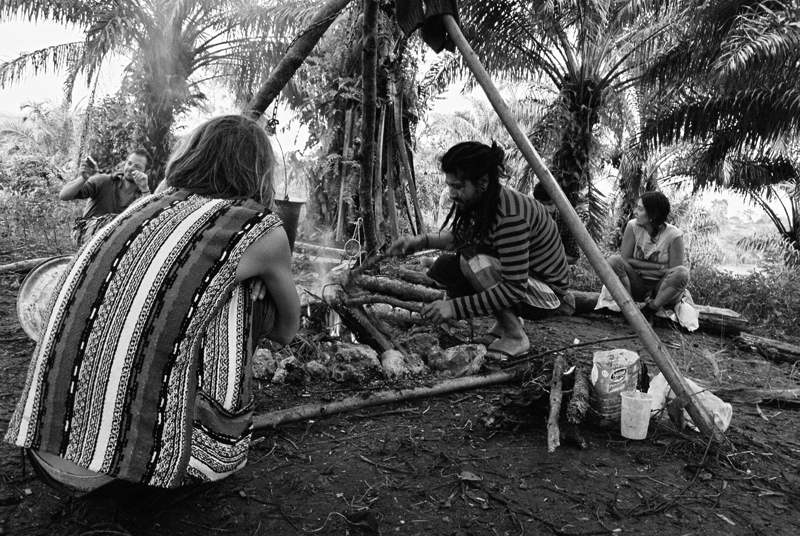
left=253, top=368, right=519, bottom=430
left=440, top=14, right=721, bottom=441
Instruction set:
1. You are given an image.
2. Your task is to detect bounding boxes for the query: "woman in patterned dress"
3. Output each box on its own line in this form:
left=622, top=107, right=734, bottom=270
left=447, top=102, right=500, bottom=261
left=607, top=191, right=690, bottom=318
left=5, top=115, right=300, bottom=499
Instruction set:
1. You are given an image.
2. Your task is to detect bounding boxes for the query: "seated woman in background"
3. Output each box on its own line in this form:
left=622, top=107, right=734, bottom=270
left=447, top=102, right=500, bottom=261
left=5, top=115, right=300, bottom=500
left=606, top=191, right=690, bottom=318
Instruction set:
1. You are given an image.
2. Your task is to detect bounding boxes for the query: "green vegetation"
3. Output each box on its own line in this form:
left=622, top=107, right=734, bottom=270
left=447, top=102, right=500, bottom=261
left=0, top=0, right=798, bottom=340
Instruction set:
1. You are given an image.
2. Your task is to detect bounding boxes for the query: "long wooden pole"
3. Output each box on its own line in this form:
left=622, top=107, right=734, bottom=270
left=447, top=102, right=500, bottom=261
left=244, top=0, right=353, bottom=118
left=253, top=368, right=520, bottom=430
left=441, top=15, right=721, bottom=441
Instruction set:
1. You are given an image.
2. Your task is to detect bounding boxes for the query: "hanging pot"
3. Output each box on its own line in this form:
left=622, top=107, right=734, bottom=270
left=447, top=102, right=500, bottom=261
left=273, top=198, right=306, bottom=252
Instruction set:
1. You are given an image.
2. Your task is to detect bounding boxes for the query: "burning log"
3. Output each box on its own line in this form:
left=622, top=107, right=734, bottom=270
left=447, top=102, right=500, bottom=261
left=342, top=294, right=423, bottom=314
left=547, top=355, right=568, bottom=452
left=381, top=264, right=436, bottom=287
left=341, top=273, right=444, bottom=303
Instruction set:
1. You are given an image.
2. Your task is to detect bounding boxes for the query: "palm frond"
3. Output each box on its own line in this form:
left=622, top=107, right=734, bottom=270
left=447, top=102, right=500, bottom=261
left=0, top=0, right=96, bottom=26
left=0, top=42, right=85, bottom=89
left=714, top=0, right=800, bottom=76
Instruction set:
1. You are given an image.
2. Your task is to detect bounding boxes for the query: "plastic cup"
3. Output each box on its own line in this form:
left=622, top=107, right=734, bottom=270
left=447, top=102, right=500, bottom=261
left=620, top=391, right=654, bottom=440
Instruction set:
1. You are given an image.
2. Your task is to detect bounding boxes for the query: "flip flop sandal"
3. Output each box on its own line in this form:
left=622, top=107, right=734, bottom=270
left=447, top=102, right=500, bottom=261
left=483, top=347, right=529, bottom=370
left=471, top=333, right=501, bottom=346
left=485, top=348, right=526, bottom=362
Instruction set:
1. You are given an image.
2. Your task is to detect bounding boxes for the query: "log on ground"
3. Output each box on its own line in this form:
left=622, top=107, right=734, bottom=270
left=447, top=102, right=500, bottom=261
left=734, top=333, right=800, bottom=365
left=572, top=290, right=749, bottom=336
left=547, top=356, right=568, bottom=453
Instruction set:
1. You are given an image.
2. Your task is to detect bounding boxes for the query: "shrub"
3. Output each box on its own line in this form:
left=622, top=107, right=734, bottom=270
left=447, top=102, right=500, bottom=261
left=689, top=262, right=800, bottom=342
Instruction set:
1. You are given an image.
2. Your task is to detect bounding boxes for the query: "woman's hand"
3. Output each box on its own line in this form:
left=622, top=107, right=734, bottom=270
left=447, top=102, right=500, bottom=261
left=421, top=300, right=454, bottom=325
left=250, top=277, right=267, bottom=301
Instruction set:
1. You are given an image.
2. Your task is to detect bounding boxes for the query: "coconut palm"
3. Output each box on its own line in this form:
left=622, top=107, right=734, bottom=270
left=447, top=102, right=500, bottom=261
left=437, top=0, right=688, bottom=238
left=640, top=0, right=800, bottom=261
left=0, top=0, right=318, bottom=180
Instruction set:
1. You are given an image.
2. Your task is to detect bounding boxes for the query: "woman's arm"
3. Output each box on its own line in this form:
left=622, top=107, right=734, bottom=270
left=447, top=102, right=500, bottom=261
left=620, top=222, right=666, bottom=272
left=667, top=234, right=685, bottom=268
left=236, top=227, right=300, bottom=345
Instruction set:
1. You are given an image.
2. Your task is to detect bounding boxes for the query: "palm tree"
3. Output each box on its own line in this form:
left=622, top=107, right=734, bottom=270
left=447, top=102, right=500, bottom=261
left=640, top=0, right=800, bottom=261
left=0, top=0, right=315, bottom=181
left=436, top=0, right=687, bottom=238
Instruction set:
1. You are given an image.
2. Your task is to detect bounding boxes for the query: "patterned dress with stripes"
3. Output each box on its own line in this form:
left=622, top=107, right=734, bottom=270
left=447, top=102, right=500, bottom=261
left=5, top=187, right=282, bottom=488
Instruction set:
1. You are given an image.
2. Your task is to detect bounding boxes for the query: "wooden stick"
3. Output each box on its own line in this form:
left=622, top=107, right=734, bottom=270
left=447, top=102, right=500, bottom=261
left=253, top=368, right=521, bottom=430
left=566, top=366, right=589, bottom=424
left=0, top=257, right=51, bottom=274
left=359, top=0, right=379, bottom=252
left=393, top=77, right=426, bottom=235
left=336, top=107, right=355, bottom=242
left=385, top=105, right=400, bottom=240
left=547, top=356, right=567, bottom=453
left=441, top=14, right=721, bottom=442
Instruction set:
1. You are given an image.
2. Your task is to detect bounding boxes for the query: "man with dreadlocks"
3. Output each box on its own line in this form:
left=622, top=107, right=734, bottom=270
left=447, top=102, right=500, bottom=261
left=387, top=141, right=575, bottom=364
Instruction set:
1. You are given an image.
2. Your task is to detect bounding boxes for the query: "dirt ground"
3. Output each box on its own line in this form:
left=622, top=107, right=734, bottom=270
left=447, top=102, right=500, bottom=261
left=1, top=262, right=799, bottom=536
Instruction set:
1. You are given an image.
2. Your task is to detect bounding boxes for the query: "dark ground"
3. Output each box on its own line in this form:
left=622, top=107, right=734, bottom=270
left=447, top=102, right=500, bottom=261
left=1, top=263, right=799, bottom=536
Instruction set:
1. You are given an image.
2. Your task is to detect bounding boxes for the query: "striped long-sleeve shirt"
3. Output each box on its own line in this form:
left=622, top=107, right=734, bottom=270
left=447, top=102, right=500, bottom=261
left=451, top=185, right=570, bottom=319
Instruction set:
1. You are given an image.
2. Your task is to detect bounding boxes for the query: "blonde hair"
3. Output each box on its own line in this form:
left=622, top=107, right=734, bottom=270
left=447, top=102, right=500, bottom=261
left=165, top=115, right=275, bottom=204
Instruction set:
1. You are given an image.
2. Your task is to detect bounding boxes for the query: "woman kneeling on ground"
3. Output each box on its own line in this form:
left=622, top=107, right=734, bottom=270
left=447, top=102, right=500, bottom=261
left=5, top=115, right=300, bottom=501
left=607, top=191, right=690, bottom=319
left=387, top=141, right=574, bottom=365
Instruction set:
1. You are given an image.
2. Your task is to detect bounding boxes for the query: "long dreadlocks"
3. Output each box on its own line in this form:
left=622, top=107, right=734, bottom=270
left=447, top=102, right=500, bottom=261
left=440, top=141, right=506, bottom=251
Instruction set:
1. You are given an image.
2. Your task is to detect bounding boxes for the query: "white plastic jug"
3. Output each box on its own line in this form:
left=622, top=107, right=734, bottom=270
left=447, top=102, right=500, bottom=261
left=589, top=349, right=642, bottom=427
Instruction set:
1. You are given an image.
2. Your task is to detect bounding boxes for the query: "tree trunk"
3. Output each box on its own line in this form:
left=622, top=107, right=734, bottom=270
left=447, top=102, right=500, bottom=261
left=358, top=0, right=379, bottom=253
left=244, top=0, right=354, bottom=119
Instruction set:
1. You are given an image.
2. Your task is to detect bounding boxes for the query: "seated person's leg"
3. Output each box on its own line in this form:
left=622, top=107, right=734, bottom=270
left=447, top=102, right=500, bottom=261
left=608, top=254, right=648, bottom=302
left=649, top=266, right=690, bottom=309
